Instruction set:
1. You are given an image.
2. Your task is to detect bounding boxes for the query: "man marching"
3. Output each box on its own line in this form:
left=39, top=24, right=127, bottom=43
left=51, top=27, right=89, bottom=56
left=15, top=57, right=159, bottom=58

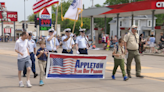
left=45, top=29, right=59, bottom=73
left=45, top=29, right=60, bottom=53
left=23, top=33, right=38, bottom=78
left=62, top=28, right=75, bottom=54
left=76, top=28, right=89, bottom=55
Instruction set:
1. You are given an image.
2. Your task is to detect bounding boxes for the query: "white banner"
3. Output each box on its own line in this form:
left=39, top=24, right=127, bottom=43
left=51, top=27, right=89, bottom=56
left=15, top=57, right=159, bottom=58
left=46, top=53, right=107, bottom=79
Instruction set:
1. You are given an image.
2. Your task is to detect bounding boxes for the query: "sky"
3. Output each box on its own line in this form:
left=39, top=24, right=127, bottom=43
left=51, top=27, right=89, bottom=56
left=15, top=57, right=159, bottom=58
left=3, top=0, right=106, bottom=21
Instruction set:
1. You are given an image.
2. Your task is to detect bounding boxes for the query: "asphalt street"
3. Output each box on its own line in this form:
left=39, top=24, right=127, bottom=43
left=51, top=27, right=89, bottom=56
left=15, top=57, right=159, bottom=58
left=0, top=42, right=164, bottom=92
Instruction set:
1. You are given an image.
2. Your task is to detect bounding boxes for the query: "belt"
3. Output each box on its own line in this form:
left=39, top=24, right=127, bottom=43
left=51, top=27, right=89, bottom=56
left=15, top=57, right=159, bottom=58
left=63, top=49, right=72, bottom=52
left=79, top=48, right=87, bottom=50
left=29, top=52, right=33, bottom=54
left=49, top=50, right=57, bottom=52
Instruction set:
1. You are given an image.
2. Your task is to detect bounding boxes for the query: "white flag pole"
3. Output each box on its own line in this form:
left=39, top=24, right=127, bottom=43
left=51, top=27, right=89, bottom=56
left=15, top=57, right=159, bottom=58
left=70, top=9, right=79, bottom=47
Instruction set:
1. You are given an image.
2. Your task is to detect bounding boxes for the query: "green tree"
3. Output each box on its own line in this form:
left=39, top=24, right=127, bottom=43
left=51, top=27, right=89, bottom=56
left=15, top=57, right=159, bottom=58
left=27, top=14, right=35, bottom=22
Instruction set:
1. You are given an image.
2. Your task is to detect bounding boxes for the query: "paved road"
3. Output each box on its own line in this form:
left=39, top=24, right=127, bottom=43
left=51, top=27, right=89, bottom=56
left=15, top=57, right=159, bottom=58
left=0, top=42, right=164, bottom=92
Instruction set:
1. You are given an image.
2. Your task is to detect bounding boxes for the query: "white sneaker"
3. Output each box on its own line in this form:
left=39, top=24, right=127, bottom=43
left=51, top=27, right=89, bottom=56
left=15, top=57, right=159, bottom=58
left=19, top=81, right=24, bottom=87
left=26, top=80, right=32, bottom=88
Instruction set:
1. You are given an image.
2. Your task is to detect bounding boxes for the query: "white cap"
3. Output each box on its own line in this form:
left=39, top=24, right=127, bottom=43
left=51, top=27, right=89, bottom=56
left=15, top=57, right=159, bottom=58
left=48, top=29, right=55, bottom=32
left=79, top=28, right=86, bottom=31
left=131, top=25, right=137, bottom=28
left=64, top=28, right=71, bottom=32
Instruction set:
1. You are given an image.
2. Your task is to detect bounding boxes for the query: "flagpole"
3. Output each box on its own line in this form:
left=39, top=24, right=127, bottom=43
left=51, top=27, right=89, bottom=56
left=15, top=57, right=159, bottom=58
left=72, top=9, right=79, bottom=34
left=70, top=9, right=79, bottom=47
left=55, top=3, right=59, bottom=33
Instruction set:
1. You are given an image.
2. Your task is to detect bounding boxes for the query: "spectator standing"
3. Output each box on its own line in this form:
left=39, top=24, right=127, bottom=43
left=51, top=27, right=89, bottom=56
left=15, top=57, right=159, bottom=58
left=124, top=25, right=144, bottom=78
left=102, top=33, right=106, bottom=50
left=139, top=34, right=145, bottom=55
left=14, top=31, right=32, bottom=87
left=113, top=35, right=118, bottom=44
left=149, top=35, right=156, bottom=53
left=111, top=36, right=113, bottom=44
left=160, top=32, right=164, bottom=43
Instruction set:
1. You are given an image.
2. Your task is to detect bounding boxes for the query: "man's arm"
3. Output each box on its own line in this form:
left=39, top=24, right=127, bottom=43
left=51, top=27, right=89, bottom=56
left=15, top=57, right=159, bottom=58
left=27, top=48, right=30, bottom=55
left=34, top=48, right=36, bottom=55
left=15, top=49, right=23, bottom=56
left=76, top=44, right=79, bottom=51
left=37, top=51, right=43, bottom=58
left=63, top=36, right=70, bottom=42
left=47, top=35, right=54, bottom=41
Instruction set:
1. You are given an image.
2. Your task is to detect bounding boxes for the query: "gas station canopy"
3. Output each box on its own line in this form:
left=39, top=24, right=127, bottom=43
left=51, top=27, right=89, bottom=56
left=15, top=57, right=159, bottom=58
left=82, top=0, right=164, bottom=18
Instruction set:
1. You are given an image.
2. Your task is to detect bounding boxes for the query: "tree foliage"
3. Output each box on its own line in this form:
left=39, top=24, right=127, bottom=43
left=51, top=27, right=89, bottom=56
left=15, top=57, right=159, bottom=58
left=27, top=14, right=35, bottom=22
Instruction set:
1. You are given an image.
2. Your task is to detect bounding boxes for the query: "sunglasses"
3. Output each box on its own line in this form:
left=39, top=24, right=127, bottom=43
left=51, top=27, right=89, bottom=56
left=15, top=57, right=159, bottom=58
left=80, top=31, right=85, bottom=33
left=65, top=31, right=70, bottom=33
left=132, top=28, right=137, bottom=30
left=49, top=31, right=53, bottom=33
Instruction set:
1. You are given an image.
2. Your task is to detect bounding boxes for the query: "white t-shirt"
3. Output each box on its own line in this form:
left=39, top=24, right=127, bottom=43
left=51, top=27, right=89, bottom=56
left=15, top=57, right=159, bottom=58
left=62, top=35, right=75, bottom=50
left=15, top=38, right=29, bottom=59
left=76, top=35, right=88, bottom=48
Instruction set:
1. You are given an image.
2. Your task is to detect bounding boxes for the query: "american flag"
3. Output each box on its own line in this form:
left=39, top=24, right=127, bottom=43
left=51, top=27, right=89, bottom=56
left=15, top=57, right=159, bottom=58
left=49, top=58, right=77, bottom=74
left=33, top=0, right=59, bottom=14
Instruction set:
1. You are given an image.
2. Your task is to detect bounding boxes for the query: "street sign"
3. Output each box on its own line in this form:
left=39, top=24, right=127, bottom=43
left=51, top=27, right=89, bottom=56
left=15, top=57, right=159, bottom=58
left=39, top=19, right=51, bottom=27
left=40, top=26, right=51, bottom=31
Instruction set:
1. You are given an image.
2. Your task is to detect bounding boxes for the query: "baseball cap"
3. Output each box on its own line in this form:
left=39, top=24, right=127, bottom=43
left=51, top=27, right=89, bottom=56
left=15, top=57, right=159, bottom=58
left=48, top=29, right=55, bottom=32
left=79, top=28, right=86, bottom=31
left=64, top=28, right=71, bottom=32
left=131, top=25, right=137, bottom=28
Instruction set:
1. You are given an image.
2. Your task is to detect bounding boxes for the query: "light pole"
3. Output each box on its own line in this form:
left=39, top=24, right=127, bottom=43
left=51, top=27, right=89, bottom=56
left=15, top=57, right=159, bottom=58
left=24, top=0, right=27, bottom=31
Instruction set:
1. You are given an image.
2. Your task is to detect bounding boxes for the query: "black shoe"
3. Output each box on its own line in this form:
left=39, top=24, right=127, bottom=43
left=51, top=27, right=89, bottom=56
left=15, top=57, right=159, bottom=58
left=136, top=75, right=144, bottom=78
left=23, top=74, right=26, bottom=77
left=34, top=73, right=38, bottom=78
left=128, top=75, right=132, bottom=78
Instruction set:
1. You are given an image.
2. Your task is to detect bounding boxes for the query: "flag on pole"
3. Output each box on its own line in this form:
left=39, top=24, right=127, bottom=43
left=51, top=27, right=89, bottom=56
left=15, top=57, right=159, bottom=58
left=33, top=0, right=59, bottom=14
left=62, top=0, right=83, bottom=27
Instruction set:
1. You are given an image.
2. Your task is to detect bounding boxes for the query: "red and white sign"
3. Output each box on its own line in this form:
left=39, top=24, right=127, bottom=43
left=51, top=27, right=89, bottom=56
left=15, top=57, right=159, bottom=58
left=156, top=2, right=164, bottom=8
left=0, top=2, right=5, bottom=10
left=0, top=11, right=18, bottom=21
left=4, top=28, right=11, bottom=33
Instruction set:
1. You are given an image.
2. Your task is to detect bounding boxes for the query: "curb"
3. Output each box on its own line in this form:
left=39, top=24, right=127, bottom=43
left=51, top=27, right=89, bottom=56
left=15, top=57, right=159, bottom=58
left=143, top=54, right=164, bottom=57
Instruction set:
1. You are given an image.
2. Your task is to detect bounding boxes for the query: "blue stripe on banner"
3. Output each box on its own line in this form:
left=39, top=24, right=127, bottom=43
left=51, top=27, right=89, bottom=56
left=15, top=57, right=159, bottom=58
left=47, top=74, right=103, bottom=78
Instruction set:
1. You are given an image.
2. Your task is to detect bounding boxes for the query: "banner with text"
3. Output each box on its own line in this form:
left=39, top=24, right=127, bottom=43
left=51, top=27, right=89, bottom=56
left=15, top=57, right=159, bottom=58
left=46, top=53, right=107, bottom=79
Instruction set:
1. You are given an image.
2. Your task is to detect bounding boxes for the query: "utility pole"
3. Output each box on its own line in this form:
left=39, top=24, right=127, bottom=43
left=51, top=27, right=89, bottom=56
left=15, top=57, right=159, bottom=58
left=91, top=0, right=94, bottom=7
left=24, top=0, right=26, bottom=31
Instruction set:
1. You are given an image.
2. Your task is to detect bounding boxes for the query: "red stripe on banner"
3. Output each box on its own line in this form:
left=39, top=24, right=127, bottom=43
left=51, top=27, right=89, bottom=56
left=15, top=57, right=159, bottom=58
left=50, top=54, right=107, bottom=60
